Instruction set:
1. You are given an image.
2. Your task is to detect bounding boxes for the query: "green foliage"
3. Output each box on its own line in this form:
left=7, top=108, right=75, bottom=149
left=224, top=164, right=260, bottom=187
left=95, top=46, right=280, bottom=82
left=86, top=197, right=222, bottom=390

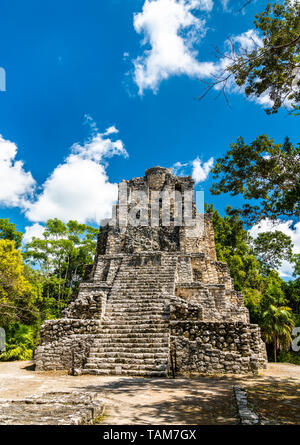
left=227, top=0, right=300, bottom=114
left=0, top=217, right=98, bottom=362
left=0, top=239, right=39, bottom=327
left=252, top=231, right=293, bottom=270
left=261, top=304, right=295, bottom=362
left=282, top=278, right=300, bottom=314
left=210, top=135, right=300, bottom=226
left=207, top=203, right=298, bottom=363
left=23, top=218, right=98, bottom=320
left=0, top=324, right=36, bottom=361
left=278, top=350, right=300, bottom=366
left=0, top=219, right=23, bottom=249
left=292, top=254, right=300, bottom=277
left=206, top=203, right=265, bottom=291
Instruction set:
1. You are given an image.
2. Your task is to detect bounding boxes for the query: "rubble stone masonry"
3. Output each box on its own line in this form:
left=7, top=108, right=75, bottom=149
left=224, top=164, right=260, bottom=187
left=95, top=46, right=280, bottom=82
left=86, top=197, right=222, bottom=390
left=35, top=167, right=267, bottom=375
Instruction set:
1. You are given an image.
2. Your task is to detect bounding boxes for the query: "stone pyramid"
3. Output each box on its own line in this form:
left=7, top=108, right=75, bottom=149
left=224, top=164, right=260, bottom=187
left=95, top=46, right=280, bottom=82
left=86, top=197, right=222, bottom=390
left=35, top=167, right=267, bottom=375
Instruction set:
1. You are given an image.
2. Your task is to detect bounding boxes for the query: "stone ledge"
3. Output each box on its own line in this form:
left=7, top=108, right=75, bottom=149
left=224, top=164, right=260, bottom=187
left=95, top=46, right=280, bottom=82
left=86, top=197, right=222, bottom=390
left=234, top=386, right=259, bottom=425
left=0, top=391, right=105, bottom=425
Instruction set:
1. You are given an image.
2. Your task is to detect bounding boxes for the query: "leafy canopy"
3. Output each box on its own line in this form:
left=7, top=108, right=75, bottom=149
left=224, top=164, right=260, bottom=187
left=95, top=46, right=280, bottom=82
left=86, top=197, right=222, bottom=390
left=210, top=135, right=300, bottom=226
left=228, top=0, right=300, bottom=114
left=0, top=219, right=23, bottom=249
left=252, top=230, right=293, bottom=270
left=0, top=239, right=38, bottom=327
left=23, top=218, right=98, bottom=316
left=261, top=304, right=295, bottom=362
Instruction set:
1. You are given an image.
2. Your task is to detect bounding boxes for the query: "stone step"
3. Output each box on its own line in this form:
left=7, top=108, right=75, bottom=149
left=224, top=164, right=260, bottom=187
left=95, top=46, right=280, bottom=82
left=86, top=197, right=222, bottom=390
left=90, top=338, right=169, bottom=346
left=105, top=308, right=167, bottom=313
left=104, top=317, right=169, bottom=323
left=84, top=362, right=167, bottom=371
left=93, top=335, right=169, bottom=342
left=88, top=352, right=167, bottom=359
left=103, top=316, right=167, bottom=321
left=107, top=300, right=168, bottom=305
left=90, top=339, right=169, bottom=346
left=90, top=339, right=169, bottom=347
left=102, top=319, right=168, bottom=323
left=101, top=325, right=168, bottom=331
left=86, top=357, right=168, bottom=366
left=100, top=326, right=169, bottom=335
left=107, top=299, right=168, bottom=304
left=104, top=313, right=168, bottom=318
left=111, top=286, right=170, bottom=290
left=105, top=315, right=168, bottom=321
left=90, top=340, right=169, bottom=347
left=113, top=276, right=172, bottom=280
left=94, top=331, right=169, bottom=337
left=106, top=304, right=168, bottom=309
left=89, top=347, right=169, bottom=354
left=80, top=261, right=174, bottom=377
left=91, top=339, right=169, bottom=345
left=81, top=369, right=167, bottom=376
left=106, top=302, right=168, bottom=307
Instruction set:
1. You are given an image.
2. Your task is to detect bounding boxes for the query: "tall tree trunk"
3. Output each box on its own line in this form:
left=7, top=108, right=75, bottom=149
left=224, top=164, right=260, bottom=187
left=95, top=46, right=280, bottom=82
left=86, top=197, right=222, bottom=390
left=274, top=335, right=277, bottom=362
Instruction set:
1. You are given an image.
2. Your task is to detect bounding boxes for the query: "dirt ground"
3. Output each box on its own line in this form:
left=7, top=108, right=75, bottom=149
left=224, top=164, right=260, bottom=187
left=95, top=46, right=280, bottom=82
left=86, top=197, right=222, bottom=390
left=0, top=361, right=299, bottom=425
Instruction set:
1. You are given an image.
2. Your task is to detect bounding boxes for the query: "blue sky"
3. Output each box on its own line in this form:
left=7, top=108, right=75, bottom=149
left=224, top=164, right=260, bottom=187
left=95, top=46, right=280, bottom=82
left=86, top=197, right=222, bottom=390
left=0, top=0, right=299, bottom=277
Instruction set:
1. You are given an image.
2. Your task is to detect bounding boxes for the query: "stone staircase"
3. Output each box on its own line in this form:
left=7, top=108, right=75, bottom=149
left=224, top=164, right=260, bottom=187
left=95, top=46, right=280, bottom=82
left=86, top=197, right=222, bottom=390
left=82, top=255, right=176, bottom=376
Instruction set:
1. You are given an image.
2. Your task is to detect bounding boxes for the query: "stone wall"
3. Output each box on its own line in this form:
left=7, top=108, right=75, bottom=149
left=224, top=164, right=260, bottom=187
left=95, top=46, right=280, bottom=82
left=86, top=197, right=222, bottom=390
left=39, top=319, right=101, bottom=344
left=35, top=319, right=102, bottom=371
left=170, top=321, right=267, bottom=374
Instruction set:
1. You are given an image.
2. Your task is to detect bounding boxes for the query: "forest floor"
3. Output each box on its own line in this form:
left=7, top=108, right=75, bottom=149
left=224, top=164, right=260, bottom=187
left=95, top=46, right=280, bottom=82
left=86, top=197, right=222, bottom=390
left=0, top=361, right=299, bottom=425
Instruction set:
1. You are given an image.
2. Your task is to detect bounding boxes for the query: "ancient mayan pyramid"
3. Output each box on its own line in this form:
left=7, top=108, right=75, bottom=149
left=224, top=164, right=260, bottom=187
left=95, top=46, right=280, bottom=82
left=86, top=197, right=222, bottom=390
left=35, top=167, right=267, bottom=376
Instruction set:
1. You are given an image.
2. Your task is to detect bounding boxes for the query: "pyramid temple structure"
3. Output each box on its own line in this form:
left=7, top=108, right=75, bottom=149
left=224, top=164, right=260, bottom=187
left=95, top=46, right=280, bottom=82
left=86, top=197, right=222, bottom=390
left=35, top=167, right=267, bottom=376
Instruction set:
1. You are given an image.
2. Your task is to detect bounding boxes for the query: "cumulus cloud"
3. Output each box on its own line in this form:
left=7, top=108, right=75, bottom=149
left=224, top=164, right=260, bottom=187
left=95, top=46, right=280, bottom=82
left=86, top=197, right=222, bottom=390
left=130, top=2, right=274, bottom=109
left=132, top=0, right=216, bottom=94
left=25, top=127, right=128, bottom=224
left=191, top=156, right=214, bottom=183
left=23, top=223, right=45, bottom=244
left=0, top=135, right=35, bottom=208
left=172, top=156, right=214, bottom=183
left=250, top=219, right=300, bottom=279
left=230, top=28, right=262, bottom=51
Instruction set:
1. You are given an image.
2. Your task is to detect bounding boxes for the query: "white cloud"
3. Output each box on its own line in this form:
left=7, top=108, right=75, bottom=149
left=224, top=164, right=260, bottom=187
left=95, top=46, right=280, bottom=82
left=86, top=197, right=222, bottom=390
left=230, top=29, right=262, bottom=51
left=23, top=223, right=45, bottom=244
left=130, top=4, right=275, bottom=110
left=132, top=0, right=216, bottom=94
left=250, top=219, right=300, bottom=279
left=25, top=128, right=128, bottom=224
left=0, top=135, right=35, bottom=207
left=191, top=156, right=214, bottom=183
left=172, top=156, right=214, bottom=183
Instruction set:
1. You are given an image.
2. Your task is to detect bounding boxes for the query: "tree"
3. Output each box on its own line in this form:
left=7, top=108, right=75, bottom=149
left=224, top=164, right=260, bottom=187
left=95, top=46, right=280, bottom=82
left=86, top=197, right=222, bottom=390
left=0, top=219, right=23, bottom=249
left=251, top=230, right=293, bottom=270
left=206, top=203, right=264, bottom=292
left=23, top=219, right=98, bottom=318
left=0, top=240, right=38, bottom=327
left=208, top=0, right=300, bottom=114
left=206, top=203, right=295, bottom=323
left=292, top=253, right=300, bottom=277
left=282, top=277, right=300, bottom=317
left=261, top=304, right=295, bottom=362
left=210, top=135, right=300, bottom=226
